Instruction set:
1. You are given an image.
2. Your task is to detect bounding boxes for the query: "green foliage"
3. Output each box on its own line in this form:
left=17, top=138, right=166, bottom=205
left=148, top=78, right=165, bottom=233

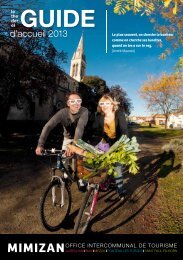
left=106, top=0, right=155, bottom=15
left=82, top=76, right=109, bottom=96
left=83, top=135, right=140, bottom=180
left=109, top=85, right=133, bottom=115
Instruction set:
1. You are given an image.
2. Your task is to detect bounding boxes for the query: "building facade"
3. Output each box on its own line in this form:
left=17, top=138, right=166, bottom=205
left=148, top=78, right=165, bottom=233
left=167, top=113, right=183, bottom=129
left=7, top=35, right=85, bottom=121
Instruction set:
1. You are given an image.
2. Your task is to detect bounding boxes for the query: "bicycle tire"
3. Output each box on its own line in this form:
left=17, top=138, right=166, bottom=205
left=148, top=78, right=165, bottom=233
left=40, top=179, right=71, bottom=232
left=74, top=186, right=95, bottom=234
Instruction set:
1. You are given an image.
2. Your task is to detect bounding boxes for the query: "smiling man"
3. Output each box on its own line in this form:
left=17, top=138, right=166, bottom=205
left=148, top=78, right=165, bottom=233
left=35, top=91, right=88, bottom=157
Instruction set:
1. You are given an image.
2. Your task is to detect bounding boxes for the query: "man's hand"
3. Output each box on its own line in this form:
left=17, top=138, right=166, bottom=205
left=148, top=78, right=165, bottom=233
left=35, top=146, right=44, bottom=155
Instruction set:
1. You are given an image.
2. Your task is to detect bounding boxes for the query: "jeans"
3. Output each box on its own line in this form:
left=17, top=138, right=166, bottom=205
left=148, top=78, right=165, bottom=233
left=114, top=162, right=124, bottom=195
left=62, top=137, right=77, bottom=172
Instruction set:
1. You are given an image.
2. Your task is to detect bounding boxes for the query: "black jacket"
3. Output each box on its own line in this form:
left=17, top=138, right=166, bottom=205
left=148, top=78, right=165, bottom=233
left=91, top=110, right=128, bottom=146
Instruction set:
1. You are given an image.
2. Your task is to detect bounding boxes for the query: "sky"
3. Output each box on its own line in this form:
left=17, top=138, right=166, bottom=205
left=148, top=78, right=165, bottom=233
left=10, top=0, right=183, bottom=116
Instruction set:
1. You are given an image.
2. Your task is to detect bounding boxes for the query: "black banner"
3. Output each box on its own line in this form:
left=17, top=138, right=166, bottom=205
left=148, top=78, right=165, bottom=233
left=0, top=234, right=182, bottom=256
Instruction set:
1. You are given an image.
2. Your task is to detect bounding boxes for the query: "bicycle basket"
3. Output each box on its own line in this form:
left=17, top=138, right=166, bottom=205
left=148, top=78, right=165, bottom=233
left=87, top=171, right=108, bottom=184
left=77, top=158, right=94, bottom=179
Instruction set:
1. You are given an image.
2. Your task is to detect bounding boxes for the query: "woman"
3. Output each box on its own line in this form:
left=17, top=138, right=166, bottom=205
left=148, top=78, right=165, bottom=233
left=92, top=94, right=128, bottom=200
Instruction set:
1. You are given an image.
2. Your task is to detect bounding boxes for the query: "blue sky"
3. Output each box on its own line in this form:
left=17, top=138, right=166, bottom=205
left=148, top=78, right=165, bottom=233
left=12, top=0, right=182, bottom=116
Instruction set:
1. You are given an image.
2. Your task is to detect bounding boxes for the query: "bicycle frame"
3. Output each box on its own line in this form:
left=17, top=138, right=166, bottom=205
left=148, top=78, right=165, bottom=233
left=51, top=176, right=66, bottom=207
left=74, top=173, right=116, bottom=234
left=88, top=184, right=100, bottom=216
left=39, top=149, right=73, bottom=231
left=47, top=152, right=73, bottom=207
left=78, top=184, right=100, bottom=233
left=50, top=153, right=73, bottom=180
left=87, top=178, right=111, bottom=215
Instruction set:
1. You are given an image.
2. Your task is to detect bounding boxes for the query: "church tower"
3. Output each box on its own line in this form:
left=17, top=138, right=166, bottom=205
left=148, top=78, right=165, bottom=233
left=70, top=34, right=86, bottom=82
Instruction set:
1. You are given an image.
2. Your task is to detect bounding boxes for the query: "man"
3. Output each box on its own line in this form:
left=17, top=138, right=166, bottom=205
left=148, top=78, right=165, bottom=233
left=35, top=91, right=88, bottom=173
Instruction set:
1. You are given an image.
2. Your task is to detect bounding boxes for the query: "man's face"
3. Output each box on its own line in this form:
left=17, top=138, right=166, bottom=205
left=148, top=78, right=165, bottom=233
left=67, top=94, right=82, bottom=114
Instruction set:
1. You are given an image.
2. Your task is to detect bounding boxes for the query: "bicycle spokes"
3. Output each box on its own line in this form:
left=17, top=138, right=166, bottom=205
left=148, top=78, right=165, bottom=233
left=40, top=180, right=71, bottom=232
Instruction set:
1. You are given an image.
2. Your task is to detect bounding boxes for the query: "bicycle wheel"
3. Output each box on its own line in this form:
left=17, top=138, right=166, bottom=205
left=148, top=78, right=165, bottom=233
left=40, top=179, right=71, bottom=232
left=74, top=186, right=96, bottom=234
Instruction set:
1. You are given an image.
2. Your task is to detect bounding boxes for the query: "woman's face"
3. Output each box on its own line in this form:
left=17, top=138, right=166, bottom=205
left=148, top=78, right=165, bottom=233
left=99, top=98, right=114, bottom=114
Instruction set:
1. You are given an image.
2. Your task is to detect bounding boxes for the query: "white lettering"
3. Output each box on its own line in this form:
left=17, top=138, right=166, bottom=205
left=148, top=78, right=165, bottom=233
left=39, top=10, right=54, bottom=27
left=8, top=243, right=17, bottom=252
left=21, top=9, right=37, bottom=27
left=82, top=10, right=95, bottom=27
left=56, top=243, right=64, bottom=252
left=64, top=10, right=79, bottom=27
left=24, top=243, right=33, bottom=252
left=47, top=243, right=55, bottom=252
left=7, top=243, right=65, bottom=252
left=20, top=9, right=95, bottom=28
left=57, top=10, right=61, bottom=27
left=39, top=243, right=46, bottom=252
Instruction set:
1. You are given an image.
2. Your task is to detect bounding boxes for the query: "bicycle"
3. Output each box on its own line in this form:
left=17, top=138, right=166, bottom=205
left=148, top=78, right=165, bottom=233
left=74, top=172, right=115, bottom=234
left=39, top=148, right=74, bottom=232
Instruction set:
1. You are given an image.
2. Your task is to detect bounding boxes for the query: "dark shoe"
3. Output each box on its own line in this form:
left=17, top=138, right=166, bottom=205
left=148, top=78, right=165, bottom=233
left=77, top=179, right=87, bottom=192
left=118, top=195, right=125, bottom=201
left=99, top=181, right=110, bottom=191
left=118, top=190, right=127, bottom=201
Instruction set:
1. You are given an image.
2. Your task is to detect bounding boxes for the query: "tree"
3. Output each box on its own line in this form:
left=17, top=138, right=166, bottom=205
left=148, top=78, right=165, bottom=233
left=109, top=85, right=133, bottom=115
left=106, top=0, right=155, bottom=15
left=0, top=1, right=68, bottom=134
left=78, top=82, right=96, bottom=113
left=175, top=56, right=183, bottom=72
left=82, top=76, right=109, bottom=98
left=105, top=0, right=183, bottom=57
left=106, top=0, right=182, bottom=15
left=139, top=73, right=183, bottom=128
left=0, top=39, right=67, bottom=122
left=81, top=78, right=132, bottom=115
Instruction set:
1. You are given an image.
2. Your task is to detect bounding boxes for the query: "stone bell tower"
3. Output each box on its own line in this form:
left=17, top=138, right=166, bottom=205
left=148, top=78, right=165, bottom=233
left=70, top=34, right=86, bottom=82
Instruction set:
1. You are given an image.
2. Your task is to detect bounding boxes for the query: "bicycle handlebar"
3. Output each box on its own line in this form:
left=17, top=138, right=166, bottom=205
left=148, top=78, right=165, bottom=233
left=41, top=149, right=73, bottom=159
left=43, top=148, right=64, bottom=155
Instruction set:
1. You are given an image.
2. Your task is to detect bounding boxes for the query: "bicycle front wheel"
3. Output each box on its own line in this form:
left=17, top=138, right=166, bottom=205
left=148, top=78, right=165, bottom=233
left=40, top=179, right=71, bottom=232
left=74, top=186, right=96, bottom=234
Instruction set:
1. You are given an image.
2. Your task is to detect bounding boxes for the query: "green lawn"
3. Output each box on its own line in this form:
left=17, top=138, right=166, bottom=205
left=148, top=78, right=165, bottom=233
left=157, top=158, right=183, bottom=233
left=136, top=125, right=183, bottom=138
left=132, top=125, right=183, bottom=233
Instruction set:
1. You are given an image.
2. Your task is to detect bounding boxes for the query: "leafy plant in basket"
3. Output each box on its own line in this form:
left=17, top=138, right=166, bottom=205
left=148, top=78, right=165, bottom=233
left=71, top=135, right=141, bottom=180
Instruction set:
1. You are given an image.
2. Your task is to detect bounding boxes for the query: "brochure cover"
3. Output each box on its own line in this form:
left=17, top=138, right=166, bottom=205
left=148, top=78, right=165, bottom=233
left=0, top=0, right=183, bottom=256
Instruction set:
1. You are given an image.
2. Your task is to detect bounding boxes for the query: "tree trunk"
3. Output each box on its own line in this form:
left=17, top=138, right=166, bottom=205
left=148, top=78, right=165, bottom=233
left=165, top=114, right=168, bottom=129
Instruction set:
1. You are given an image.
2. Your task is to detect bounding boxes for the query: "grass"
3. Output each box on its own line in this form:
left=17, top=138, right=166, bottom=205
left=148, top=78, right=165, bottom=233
left=131, top=124, right=183, bottom=234
left=135, top=125, right=183, bottom=138
left=155, top=157, right=183, bottom=234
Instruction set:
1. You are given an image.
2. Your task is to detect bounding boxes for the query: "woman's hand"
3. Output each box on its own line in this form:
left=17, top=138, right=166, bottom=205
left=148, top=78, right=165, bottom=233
left=64, top=147, right=74, bottom=157
left=67, top=144, right=86, bottom=156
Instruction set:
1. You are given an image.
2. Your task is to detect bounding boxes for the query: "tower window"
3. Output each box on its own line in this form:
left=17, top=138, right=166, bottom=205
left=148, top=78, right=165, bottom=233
left=72, top=64, right=75, bottom=77
left=75, top=64, right=78, bottom=76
